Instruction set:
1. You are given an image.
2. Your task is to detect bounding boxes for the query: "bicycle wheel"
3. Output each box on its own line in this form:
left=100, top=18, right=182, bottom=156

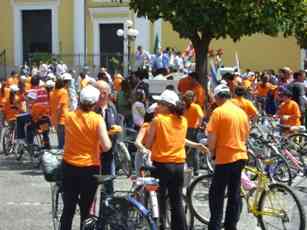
left=51, top=183, right=63, bottom=230
left=115, top=141, right=132, bottom=177
left=258, top=183, right=306, bottom=230
left=187, top=174, right=221, bottom=225
left=2, top=128, right=13, bottom=156
left=94, top=196, right=156, bottom=230
left=287, top=133, right=307, bottom=154
left=267, top=154, right=292, bottom=186
left=165, top=194, right=194, bottom=230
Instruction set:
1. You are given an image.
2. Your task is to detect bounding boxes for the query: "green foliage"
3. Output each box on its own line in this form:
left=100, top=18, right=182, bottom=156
left=130, top=0, right=307, bottom=44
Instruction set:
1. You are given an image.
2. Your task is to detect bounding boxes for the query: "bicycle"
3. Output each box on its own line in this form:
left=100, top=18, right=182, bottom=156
left=114, top=140, right=133, bottom=177
left=131, top=163, right=194, bottom=230
left=187, top=166, right=306, bottom=230
left=82, top=175, right=157, bottom=230
left=16, top=116, right=51, bottom=168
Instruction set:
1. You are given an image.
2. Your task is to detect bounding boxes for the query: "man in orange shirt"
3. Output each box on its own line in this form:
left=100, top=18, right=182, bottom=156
left=50, top=77, right=70, bottom=149
left=231, top=85, right=258, bottom=120
left=178, top=72, right=206, bottom=107
left=207, top=84, right=249, bottom=230
left=276, top=88, right=301, bottom=128
left=183, top=90, right=204, bottom=176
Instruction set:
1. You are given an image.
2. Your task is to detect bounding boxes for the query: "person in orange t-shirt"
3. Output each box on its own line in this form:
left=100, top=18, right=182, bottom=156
left=61, top=85, right=111, bottom=230
left=113, top=73, right=124, bottom=92
left=177, top=75, right=192, bottom=93
left=3, top=85, right=26, bottom=124
left=254, top=74, right=272, bottom=111
left=276, top=88, right=301, bottom=127
left=146, top=89, right=187, bottom=230
left=146, top=89, right=207, bottom=230
left=231, top=85, right=258, bottom=120
left=183, top=90, right=204, bottom=176
left=49, top=78, right=70, bottom=149
left=6, top=71, right=19, bottom=87
left=207, top=84, right=249, bottom=230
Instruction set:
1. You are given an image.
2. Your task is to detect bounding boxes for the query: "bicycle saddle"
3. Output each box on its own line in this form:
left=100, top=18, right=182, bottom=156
left=93, top=175, right=116, bottom=184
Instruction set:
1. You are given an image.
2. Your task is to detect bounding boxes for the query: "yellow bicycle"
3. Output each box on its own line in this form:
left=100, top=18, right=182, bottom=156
left=187, top=166, right=306, bottom=230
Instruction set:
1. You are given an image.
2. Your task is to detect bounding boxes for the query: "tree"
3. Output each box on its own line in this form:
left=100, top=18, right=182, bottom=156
left=130, top=0, right=307, bottom=90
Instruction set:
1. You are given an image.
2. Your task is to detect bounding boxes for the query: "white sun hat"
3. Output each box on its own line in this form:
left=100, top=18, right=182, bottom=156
left=62, top=73, right=73, bottom=81
left=213, top=84, right=230, bottom=97
left=152, top=89, right=180, bottom=106
left=80, top=85, right=100, bottom=104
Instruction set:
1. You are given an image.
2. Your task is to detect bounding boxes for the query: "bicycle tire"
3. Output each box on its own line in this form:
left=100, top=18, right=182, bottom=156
left=268, top=154, right=292, bottom=186
left=165, top=195, right=194, bottom=230
left=2, top=128, right=13, bottom=156
left=187, top=173, right=216, bottom=225
left=116, top=141, right=132, bottom=177
left=258, top=183, right=306, bottom=230
left=83, top=196, right=157, bottom=230
left=51, top=183, right=63, bottom=230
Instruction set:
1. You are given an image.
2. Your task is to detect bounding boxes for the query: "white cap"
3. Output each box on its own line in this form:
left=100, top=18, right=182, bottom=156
left=27, top=92, right=37, bottom=100
left=20, top=75, right=27, bottom=81
left=146, top=103, right=158, bottom=114
left=80, top=85, right=100, bottom=104
left=62, top=73, right=73, bottom=81
left=152, top=89, right=180, bottom=106
left=47, top=73, right=56, bottom=80
left=213, top=84, right=230, bottom=97
left=10, top=84, right=19, bottom=92
left=46, top=80, right=55, bottom=88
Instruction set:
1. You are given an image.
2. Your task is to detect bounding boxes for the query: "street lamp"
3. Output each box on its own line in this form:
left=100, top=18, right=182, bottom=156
left=116, top=20, right=139, bottom=76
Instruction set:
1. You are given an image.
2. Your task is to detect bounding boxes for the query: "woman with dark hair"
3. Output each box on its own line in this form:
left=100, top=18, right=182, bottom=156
left=134, top=103, right=158, bottom=174
left=146, top=90, right=206, bottom=230
left=60, top=85, right=111, bottom=230
left=116, top=79, right=132, bottom=125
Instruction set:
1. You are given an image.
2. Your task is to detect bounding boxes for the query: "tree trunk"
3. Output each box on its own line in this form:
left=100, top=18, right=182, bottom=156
left=192, top=37, right=211, bottom=107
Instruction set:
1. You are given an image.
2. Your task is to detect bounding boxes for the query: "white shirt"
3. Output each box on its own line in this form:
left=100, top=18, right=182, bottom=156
left=132, top=101, right=145, bottom=127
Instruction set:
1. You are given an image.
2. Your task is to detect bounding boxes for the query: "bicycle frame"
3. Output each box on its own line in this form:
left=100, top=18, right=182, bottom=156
left=242, top=167, right=285, bottom=218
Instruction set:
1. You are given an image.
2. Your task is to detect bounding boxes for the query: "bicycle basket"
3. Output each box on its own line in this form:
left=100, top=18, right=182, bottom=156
left=41, top=150, right=63, bottom=182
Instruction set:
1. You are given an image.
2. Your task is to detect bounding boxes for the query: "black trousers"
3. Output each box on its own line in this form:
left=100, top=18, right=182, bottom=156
left=208, top=160, right=245, bottom=230
left=153, top=162, right=187, bottom=230
left=60, top=162, right=99, bottom=230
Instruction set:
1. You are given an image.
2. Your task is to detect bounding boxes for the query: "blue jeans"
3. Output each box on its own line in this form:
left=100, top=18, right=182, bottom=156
left=57, top=124, right=65, bottom=149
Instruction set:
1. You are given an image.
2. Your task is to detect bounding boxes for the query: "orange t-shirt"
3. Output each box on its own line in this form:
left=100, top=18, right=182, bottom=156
left=3, top=95, right=24, bottom=121
left=178, top=76, right=192, bottom=93
left=242, top=79, right=252, bottom=89
left=184, top=103, right=204, bottom=128
left=64, top=109, right=103, bottom=167
left=192, top=84, right=206, bottom=107
left=6, top=77, right=19, bottom=87
left=231, top=97, right=258, bottom=119
left=207, top=101, right=249, bottom=165
left=151, top=114, right=187, bottom=163
left=277, top=99, right=301, bottom=126
left=31, top=103, right=49, bottom=123
left=113, top=76, right=123, bottom=92
left=49, top=88, right=69, bottom=126
left=255, top=83, right=272, bottom=97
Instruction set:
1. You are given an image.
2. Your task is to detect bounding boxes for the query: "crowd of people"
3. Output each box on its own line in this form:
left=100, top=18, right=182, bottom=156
left=0, top=57, right=306, bottom=230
